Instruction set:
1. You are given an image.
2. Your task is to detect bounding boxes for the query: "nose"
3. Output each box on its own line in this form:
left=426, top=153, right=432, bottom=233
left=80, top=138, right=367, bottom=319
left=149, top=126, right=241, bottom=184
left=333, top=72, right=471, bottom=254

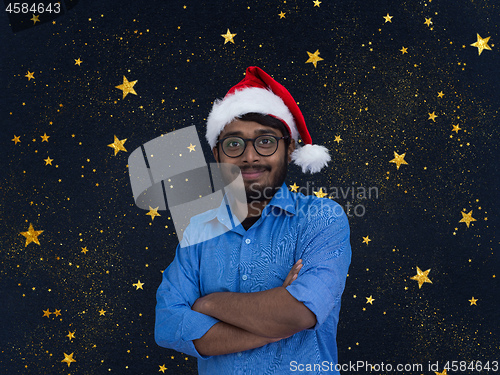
left=241, top=140, right=260, bottom=162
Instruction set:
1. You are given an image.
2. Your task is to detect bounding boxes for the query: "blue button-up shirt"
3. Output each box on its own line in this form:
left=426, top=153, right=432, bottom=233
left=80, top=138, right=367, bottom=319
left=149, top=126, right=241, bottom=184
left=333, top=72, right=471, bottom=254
left=155, top=183, right=351, bottom=374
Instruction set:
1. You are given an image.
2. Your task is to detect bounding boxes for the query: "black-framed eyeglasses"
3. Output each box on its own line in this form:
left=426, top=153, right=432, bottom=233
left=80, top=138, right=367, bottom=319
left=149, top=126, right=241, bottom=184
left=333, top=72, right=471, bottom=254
left=217, top=135, right=289, bottom=158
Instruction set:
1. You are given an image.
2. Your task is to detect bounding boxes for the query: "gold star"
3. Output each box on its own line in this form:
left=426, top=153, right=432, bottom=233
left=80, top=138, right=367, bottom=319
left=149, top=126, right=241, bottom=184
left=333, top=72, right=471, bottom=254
left=410, top=266, right=432, bottom=289
left=452, top=124, right=461, bottom=133
left=133, top=280, right=145, bottom=290
left=221, top=29, right=236, bottom=44
left=187, top=143, right=196, bottom=152
left=42, top=309, right=51, bottom=318
left=424, top=18, right=433, bottom=27
left=81, top=246, right=89, bottom=254
left=362, top=236, right=371, bottom=245
left=278, top=11, right=286, bottom=19
left=313, top=188, right=327, bottom=198
left=115, top=76, right=138, bottom=99
left=366, top=295, right=375, bottom=304
left=25, top=71, right=35, bottom=80
left=67, top=331, right=76, bottom=340
left=12, top=135, right=21, bottom=144
left=305, top=50, right=324, bottom=68
left=389, top=152, right=408, bottom=170
left=44, top=156, right=53, bottom=165
left=313, top=0, right=321, bottom=6
left=99, top=309, right=106, bottom=316
left=61, top=352, right=76, bottom=367
left=469, top=297, right=478, bottom=305
left=159, top=364, right=167, bottom=373
left=108, top=135, right=127, bottom=156
left=435, top=370, right=448, bottom=375
left=400, top=46, right=408, bottom=54
left=383, top=14, right=393, bottom=23
left=437, top=91, right=444, bottom=98
left=470, top=34, right=492, bottom=55
left=334, top=135, right=342, bottom=143
left=74, top=58, right=83, bottom=66
left=20, top=223, right=44, bottom=247
left=428, top=112, right=438, bottom=122
left=41, top=133, right=50, bottom=142
left=289, top=183, right=299, bottom=192
left=31, top=14, right=40, bottom=24
left=53, top=309, right=61, bottom=317
left=459, top=210, right=477, bottom=228
left=146, top=206, right=161, bottom=221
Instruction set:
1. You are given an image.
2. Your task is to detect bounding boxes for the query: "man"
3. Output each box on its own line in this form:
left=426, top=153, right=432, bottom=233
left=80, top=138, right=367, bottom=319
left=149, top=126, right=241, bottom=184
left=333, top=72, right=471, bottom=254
left=155, top=66, right=351, bottom=374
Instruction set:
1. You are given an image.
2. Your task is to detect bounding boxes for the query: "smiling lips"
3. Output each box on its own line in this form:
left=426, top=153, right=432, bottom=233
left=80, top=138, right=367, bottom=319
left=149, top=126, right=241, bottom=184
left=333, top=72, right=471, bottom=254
left=241, top=168, right=267, bottom=179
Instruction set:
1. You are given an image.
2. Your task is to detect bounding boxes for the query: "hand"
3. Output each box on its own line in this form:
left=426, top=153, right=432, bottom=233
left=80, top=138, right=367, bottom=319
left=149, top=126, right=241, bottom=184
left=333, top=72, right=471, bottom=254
left=282, top=259, right=303, bottom=288
left=191, top=295, right=209, bottom=313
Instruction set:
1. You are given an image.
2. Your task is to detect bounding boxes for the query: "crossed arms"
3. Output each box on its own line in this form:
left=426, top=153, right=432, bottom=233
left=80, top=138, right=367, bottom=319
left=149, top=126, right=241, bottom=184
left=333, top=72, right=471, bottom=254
left=191, top=259, right=317, bottom=356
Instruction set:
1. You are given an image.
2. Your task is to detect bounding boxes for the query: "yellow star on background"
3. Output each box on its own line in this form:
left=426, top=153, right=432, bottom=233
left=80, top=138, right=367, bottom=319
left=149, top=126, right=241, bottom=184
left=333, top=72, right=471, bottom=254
left=108, top=135, right=127, bottom=156
left=428, top=112, right=438, bottom=122
left=74, top=58, right=83, bottom=66
left=12, top=135, right=21, bottom=144
left=31, top=14, right=40, bottom=24
left=221, top=29, right=236, bottom=44
left=452, top=124, right=461, bottom=133
left=20, top=223, right=44, bottom=247
left=115, top=76, right=138, bottom=98
left=25, top=71, right=34, bottom=80
left=410, top=266, right=432, bottom=288
left=159, top=364, right=167, bottom=373
left=383, top=14, right=393, bottom=23
left=81, top=246, right=88, bottom=254
left=470, top=33, right=492, bottom=55
left=61, top=352, right=76, bottom=367
left=99, top=309, right=106, bottom=316
left=53, top=309, right=61, bottom=317
left=306, top=50, right=324, bottom=67
left=42, top=309, right=51, bottom=317
left=146, top=206, right=161, bottom=221
left=313, top=0, right=321, bottom=7
left=437, top=91, right=444, bottom=98
left=362, top=236, right=371, bottom=245
left=334, top=135, right=342, bottom=143
left=400, top=47, right=408, bottom=54
left=41, top=133, right=50, bottom=142
left=314, top=188, right=327, bottom=198
left=459, top=210, right=477, bottom=228
left=133, top=280, right=145, bottom=290
left=67, top=331, right=76, bottom=340
left=424, top=18, right=433, bottom=27
left=366, top=295, right=375, bottom=304
left=187, top=143, right=196, bottom=152
left=435, top=369, right=447, bottom=375
left=469, top=297, right=478, bottom=305
left=44, top=156, right=53, bottom=165
left=278, top=11, right=286, bottom=19
left=389, top=152, right=408, bottom=170
left=289, top=183, right=299, bottom=192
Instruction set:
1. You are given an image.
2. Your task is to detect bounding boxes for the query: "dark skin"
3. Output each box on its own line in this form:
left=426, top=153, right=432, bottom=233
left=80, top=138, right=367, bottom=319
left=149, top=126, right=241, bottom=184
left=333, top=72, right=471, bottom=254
left=191, top=119, right=316, bottom=356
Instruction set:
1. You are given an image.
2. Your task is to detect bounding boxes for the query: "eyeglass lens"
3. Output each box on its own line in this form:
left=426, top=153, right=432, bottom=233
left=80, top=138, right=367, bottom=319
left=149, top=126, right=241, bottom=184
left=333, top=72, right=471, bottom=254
left=222, top=136, right=278, bottom=157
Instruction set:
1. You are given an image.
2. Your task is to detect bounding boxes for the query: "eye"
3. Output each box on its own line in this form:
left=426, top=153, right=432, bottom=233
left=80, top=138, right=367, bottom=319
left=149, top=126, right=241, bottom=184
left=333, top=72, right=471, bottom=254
left=257, top=136, right=276, bottom=147
left=224, top=138, right=243, bottom=148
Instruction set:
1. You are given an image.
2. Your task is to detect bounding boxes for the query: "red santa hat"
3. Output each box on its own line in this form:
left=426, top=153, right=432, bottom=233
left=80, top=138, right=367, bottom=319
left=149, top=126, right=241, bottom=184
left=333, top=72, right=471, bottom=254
left=206, top=66, right=330, bottom=174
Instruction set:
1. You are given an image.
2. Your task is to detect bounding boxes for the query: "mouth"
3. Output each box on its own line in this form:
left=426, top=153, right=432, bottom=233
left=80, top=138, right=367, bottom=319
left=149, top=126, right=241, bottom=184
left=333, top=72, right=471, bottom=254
left=241, top=168, right=267, bottom=180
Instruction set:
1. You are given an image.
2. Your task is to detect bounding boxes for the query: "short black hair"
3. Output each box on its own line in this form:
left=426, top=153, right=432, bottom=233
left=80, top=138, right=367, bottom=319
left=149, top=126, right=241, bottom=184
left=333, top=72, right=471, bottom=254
left=237, top=112, right=292, bottom=147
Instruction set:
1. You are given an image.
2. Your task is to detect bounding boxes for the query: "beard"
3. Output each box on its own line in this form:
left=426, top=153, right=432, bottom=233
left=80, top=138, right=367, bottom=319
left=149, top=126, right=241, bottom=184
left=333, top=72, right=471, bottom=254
left=243, top=154, right=288, bottom=204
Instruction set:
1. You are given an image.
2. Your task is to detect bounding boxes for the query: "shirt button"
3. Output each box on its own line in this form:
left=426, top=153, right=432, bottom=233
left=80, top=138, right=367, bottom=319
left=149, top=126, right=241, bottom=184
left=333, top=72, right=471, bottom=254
left=237, top=352, right=242, bottom=357
left=242, top=274, right=248, bottom=280
left=245, top=239, right=251, bottom=244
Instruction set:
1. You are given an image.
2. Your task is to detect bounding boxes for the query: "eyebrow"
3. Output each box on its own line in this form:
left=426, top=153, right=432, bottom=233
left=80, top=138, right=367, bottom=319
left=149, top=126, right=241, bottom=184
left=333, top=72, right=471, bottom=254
left=221, top=128, right=279, bottom=138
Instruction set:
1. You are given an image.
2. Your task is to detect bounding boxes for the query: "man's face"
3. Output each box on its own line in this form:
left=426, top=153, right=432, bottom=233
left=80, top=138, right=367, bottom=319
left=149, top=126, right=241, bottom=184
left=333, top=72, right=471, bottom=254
left=213, top=119, right=295, bottom=203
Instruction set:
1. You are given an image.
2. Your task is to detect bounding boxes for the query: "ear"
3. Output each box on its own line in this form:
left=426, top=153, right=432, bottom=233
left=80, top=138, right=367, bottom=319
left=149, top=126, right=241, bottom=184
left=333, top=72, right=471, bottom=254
left=287, top=139, right=296, bottom=163
left=212, top=146, right=219, bottom=163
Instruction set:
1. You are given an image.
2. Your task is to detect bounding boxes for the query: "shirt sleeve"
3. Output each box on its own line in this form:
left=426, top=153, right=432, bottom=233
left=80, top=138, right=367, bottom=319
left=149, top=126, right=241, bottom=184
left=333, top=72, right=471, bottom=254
left=285, top=200, right=351, bottom=329
left=155, top=242, right=219, bottom=359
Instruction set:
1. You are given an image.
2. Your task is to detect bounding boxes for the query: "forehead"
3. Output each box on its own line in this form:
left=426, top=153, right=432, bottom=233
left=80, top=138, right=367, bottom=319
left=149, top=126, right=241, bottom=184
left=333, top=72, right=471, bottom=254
left=219, top=119, right=282, bottom=138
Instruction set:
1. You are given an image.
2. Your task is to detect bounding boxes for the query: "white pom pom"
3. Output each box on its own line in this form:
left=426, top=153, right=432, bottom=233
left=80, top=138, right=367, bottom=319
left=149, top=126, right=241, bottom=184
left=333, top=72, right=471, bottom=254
left=291, top=144, right=331, bottom=174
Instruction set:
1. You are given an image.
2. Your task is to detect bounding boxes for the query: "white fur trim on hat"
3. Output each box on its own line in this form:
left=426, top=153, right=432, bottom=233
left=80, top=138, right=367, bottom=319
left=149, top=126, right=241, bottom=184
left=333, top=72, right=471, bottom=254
left=291, top=144, right=331, bottom=174
left=206, top=87, right=299, bottom=148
